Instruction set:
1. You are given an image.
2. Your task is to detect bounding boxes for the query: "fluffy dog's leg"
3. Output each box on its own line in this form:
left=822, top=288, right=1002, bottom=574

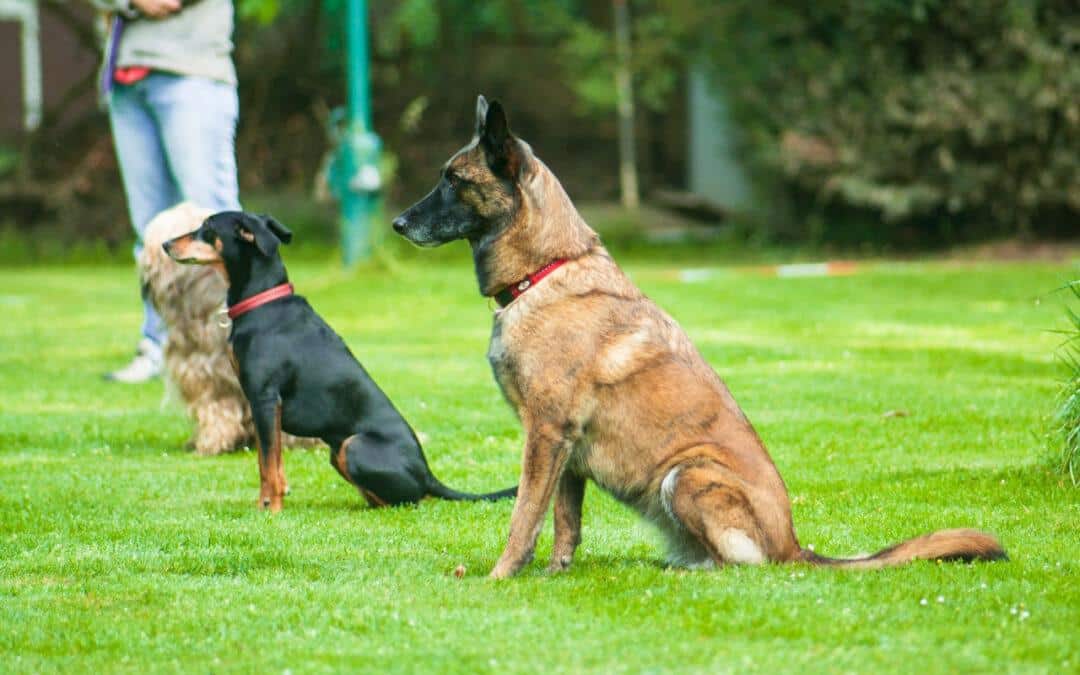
left=191, top=394, right=245, bottom=455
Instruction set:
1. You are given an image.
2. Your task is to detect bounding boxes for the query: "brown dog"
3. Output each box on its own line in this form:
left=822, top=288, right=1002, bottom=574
left=393, top=96, right=1006, bottom=578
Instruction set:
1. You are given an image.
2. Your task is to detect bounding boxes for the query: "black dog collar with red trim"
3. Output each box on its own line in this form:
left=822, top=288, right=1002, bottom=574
left=227, top=283, right=294, bottom=319
left=493, top=259, right=567, bottom=308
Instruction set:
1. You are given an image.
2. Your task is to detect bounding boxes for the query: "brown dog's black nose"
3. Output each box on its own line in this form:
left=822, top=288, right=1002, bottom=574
left=391, top=216, right=407, bottom=233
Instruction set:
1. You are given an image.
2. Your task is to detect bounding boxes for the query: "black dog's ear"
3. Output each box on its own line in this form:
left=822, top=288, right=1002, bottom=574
left=479, top=99, right=519, bottom=176
left=236, top=214, right=290, bottom=257
left=260, top=215, right=292, bottom=245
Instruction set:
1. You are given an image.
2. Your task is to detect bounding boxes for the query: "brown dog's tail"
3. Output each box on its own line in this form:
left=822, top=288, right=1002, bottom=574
left=797, top=528, right=1007, bottom=569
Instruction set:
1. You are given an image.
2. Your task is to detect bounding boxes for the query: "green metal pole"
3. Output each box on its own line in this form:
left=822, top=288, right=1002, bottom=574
left=339, top=0, right=381, bottom=265
left=347, top=0, right=370, bottom=131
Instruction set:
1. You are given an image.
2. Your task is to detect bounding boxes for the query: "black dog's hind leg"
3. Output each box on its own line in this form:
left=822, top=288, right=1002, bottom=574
left=331, top=437, right=388, bottom=507
left=336, top=433, right=428, bottom=506
left=252, top=397, right=287, bottom=511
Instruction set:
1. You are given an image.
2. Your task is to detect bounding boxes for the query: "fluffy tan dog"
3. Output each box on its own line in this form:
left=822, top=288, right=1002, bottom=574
left=138, top=203, right=254, bottom=455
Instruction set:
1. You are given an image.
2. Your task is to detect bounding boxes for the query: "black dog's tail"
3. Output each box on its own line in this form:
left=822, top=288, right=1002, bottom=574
left=426, top=478, right=517, bottom=502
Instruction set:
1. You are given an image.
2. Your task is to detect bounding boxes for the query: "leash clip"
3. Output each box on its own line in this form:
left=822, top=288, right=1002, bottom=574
left=216, top=307, right=231, bottom=329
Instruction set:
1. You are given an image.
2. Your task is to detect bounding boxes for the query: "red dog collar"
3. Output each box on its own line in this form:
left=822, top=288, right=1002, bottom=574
left=113, top=66, right=152, bottom=85
left=493, top=259, right=567, bottom=308
left=227, top=283, right=294, bottom=319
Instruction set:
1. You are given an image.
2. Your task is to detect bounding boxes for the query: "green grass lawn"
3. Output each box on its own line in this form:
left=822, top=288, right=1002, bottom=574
left=1, top=254, right=1077, bottom=674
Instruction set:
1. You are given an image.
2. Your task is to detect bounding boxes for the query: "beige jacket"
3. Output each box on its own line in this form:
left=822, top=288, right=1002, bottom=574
left=93, top=0, right=236, bottom=86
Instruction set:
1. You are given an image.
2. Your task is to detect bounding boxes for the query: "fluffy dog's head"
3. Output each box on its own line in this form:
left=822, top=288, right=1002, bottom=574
left=140, top=203, right=222, bottom=324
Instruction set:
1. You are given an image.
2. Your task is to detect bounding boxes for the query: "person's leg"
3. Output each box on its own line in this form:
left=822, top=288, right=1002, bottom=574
left=107, top=81, right=180, bottom=380
left=148, top=73, right=241, bottom=212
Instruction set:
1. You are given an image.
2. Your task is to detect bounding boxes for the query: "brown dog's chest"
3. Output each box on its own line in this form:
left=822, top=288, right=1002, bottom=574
left=486, top=304, right=592, bottom=410
left=486, top=302, right=654, bottom=490
left=487, top=316, right=528, bottom=412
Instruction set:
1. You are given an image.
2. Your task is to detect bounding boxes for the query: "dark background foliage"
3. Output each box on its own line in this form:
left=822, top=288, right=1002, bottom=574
left=1, top=0, right=1076, bottom=249
left=675, top=0, right=1080, bottom=244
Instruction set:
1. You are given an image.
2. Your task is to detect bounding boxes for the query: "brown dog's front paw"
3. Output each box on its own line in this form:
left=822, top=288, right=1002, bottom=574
left=489, top=546, right=537, bottom=578
left=258, top=496, right=284, bottom=512
left=489, top=557, right=524, bottom=579
left=547, top=555, right=573, bottom=574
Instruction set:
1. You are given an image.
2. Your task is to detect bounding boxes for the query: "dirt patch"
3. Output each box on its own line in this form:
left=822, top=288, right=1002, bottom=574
left=946, top=239, right=1080, bottom=262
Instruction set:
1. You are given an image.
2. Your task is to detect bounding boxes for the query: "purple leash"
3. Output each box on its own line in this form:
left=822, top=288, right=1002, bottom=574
left=100, top=15, right=124, bottom=98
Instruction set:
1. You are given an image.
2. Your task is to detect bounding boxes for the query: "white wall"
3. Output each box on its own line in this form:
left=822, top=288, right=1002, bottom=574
left=0, top=0, right=42, bottom=131
left=687, top=65, right=749, bottom=210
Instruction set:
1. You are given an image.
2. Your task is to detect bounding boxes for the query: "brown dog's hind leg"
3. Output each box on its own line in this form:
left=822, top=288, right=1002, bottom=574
left=548, top=472, right=586, bottom=573
left=490, top=425, right=571, bottom=579
left=664, top=464, right=768, bottom=567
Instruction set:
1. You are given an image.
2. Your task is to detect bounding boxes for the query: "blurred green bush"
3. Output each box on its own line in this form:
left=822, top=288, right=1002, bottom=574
left=666, top=0, right=1079, bottom=243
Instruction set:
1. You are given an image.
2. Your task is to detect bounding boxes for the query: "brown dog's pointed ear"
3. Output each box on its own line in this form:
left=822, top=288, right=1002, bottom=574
left=482, top=100, right=509, bottom=151
left=475, top=95, right=489, bottom=137
left=480, top=100, right=519, bottom=176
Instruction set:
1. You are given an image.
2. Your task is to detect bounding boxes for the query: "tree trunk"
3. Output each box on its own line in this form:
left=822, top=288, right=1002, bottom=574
left=612, top=0, right=639, bottom=210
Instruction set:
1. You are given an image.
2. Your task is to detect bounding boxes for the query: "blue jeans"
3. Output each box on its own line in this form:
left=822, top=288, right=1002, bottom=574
left=109, top=72, right=241, bottom=345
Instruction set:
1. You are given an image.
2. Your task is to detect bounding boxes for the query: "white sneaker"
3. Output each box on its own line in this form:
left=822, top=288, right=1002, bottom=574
left=105, top=338, right=163, bottom=383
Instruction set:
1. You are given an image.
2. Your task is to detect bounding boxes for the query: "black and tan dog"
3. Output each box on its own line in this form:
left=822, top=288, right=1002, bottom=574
left=393, top=96, right=1005, bottom=578
left=164, top=211, right=515, bottom=511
